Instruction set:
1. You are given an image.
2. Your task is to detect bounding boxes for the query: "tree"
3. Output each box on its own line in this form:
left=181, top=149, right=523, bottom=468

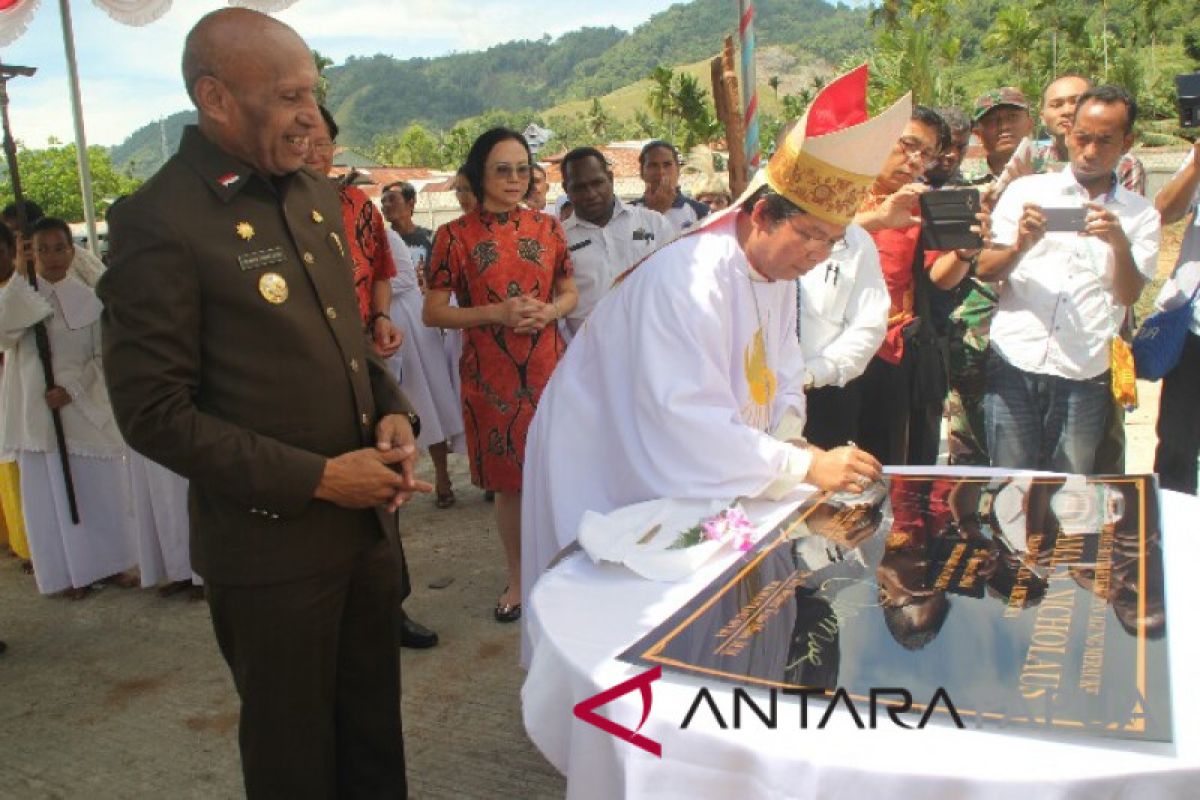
left=373, top=124, right=443, bottom=167
left=647, top=66, right=678, bottom=138
left=672, top=73, right=720, bottom=150
left=768, top=75, right=781, bottom=99
left=0, top=144, right=141, bottom=222
left=982, top=5, right=1041, bottom=94
left=587, top=98, right=612, bottom=139
left=313, top=50, right=334, bottom=106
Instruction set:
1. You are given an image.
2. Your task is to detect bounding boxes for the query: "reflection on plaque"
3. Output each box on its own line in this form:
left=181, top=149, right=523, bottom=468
left=621, top=472, right=1171, bottom=743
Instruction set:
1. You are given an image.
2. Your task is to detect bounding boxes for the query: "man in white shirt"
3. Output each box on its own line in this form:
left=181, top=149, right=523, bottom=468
left=796, top=224, right=888, bottom=448
left=559, top=147, right=674, bottom=335
left=1152, top=139, right=1200, bottom=494
left=977, top=85, right=1160, bottom=472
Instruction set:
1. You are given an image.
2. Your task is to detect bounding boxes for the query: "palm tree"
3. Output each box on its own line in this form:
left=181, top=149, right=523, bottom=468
left=982, top=5, right=1041, bottom=88
left=648, top=66, right=677, bottom=137
left=588, top=98, right=611, bottom=139
left=768, top=75, right=781, bottom=100
left=673, top=73, right=719, bottom=150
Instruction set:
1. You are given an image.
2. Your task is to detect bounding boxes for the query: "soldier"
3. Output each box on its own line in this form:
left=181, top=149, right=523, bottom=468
left=98, top=9, right=428, bottom=798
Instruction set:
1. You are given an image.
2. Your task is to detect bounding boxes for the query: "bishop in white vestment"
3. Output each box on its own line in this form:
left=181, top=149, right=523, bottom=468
left=521, top=65, right=914, bottom=661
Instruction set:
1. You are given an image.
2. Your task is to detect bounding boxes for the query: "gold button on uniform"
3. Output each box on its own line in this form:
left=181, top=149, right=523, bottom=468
left=325, top=307, right=337, bottom=320
left=303, top=252, right=315, bottom=265
left=350, top=358, right=359, bottom=372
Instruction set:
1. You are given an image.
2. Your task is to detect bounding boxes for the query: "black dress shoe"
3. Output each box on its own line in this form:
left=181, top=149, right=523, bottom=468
left=398, top=615, right=439, bottom=649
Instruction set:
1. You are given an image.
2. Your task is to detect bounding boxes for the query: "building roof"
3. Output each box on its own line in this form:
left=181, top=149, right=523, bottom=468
left=328, top=166, right=450, bottom=200
left=540, top=144, right=644, bottom=184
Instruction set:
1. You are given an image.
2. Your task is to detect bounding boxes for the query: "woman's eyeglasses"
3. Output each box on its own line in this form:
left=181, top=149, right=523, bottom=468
left=489, top=163, right=532, bottom=180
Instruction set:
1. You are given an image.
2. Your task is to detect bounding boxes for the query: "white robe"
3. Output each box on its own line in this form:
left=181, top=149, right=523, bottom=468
left=0, top=275, right=136, bottom=593
left=128, top=451, right=196, bottom=587
left=521, top=213, right=814, bottom=656
left=384, top=230, right=465, bottom=451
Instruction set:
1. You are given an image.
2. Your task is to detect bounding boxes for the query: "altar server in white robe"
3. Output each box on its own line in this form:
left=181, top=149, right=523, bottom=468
left=385, top=228, right=466, bottom=505
left=0, top=218, right=135, bottom=596
left=128, top=450, right=195, bottom=591
left=522, top=66, right=912, bottom=653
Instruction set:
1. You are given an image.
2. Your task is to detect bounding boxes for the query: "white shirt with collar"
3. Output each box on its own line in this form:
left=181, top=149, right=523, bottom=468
left=1152, top=149, right=1200, bottom=333
left=989, top=169, right=1160, bottom=381
left=795, top=224, right=888, bottom=388
left=562, top=197, right=674, bottom=334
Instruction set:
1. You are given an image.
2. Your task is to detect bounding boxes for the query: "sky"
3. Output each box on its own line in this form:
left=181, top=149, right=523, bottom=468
left=0, top=0, right=689, bottom=148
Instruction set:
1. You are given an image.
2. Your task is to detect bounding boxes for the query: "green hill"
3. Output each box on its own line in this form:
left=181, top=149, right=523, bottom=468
left=110, top=109, right=196, bottom=180
left=111, top=0, right=869, bottom=174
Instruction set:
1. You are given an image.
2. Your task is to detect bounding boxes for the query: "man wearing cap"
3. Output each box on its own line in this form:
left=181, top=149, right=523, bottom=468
left=520, top=67, right=908, bottom=660
left=631, top=139, right=711, bottom=232
left=977, top=85, right=1159, bottom=473
left=941, top=88, right=1036, bottom=468
left=968, top=87, right=1036, bottom=186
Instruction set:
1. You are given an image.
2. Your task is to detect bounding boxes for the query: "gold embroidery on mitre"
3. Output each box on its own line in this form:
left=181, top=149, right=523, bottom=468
left=765, top=144, right=873, bottom=226
left=741, top=327, right=777, bottom=431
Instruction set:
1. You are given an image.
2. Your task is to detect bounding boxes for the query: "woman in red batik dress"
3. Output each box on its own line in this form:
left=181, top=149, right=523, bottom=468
left=425, top=128, right=578, bottom=622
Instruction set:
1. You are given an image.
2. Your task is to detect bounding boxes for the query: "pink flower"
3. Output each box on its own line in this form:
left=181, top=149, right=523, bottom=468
left=700, top=507, right=756, bottom=550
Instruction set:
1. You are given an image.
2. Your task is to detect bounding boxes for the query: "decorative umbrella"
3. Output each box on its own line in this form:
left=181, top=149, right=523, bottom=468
left=0, top=0, right=299, bottom=250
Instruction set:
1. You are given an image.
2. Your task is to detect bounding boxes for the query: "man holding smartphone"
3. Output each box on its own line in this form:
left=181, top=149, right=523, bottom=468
left=976, top=86, right=1160, bottom=473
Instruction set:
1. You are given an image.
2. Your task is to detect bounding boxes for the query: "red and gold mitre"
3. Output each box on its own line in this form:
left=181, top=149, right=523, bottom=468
left=764, top=65, right=912, bottom=225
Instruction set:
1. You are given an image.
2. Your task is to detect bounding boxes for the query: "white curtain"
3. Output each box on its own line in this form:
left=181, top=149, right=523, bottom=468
left=0, top=0, right=301, bottom=46
left=0, top=0, right=40, bottom=47
left=92, top=0, right=172, bottom=26
left=228, top=0, right=300, bottom=11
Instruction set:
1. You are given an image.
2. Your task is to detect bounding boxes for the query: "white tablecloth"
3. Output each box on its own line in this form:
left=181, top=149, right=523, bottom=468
left=522, top=485, right=1200, bottom=800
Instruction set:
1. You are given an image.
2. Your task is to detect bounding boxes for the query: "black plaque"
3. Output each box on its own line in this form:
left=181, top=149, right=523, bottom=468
left=620, top=472, right=1172, bottom=743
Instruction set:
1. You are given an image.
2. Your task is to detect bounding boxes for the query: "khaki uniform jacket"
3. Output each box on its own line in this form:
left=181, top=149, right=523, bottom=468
left=99, top=126, right=413, bottom=586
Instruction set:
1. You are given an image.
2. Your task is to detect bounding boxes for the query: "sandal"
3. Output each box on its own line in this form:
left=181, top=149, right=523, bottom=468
left=62, top=586, right=92, bottom=601
left=494, top=587, right=522, bottom=623
left=435, top=487, right=456, bottom=509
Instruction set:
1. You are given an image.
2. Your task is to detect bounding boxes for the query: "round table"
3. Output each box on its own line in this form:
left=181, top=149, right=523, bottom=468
left=522, top=483, right=1199, bottom=800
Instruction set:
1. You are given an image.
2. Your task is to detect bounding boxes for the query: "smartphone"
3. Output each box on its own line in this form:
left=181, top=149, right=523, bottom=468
left=919, top=188, right=982, bottom=250
left=1042, top=207, right=1088, bottom=232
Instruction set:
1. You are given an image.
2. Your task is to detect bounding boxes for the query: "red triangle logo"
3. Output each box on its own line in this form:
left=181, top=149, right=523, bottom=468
left=573, top=666, right=663, bottom=757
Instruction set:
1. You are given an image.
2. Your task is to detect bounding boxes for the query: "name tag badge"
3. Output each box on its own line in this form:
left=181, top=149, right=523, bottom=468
left=632, top=228, right=655, bottom=242
left=569, top=239, right=593, bottom=253
left=238, top=246, right=286, bottom=272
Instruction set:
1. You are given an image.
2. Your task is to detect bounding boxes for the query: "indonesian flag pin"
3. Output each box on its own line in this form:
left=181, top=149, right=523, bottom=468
left=217, top=172, right=239, bottom=188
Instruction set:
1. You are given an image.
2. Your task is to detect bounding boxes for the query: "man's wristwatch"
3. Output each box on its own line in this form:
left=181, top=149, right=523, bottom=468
left=404, top=412, right=421, bottom=438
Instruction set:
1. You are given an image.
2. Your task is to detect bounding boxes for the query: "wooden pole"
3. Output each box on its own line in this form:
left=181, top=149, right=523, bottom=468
left=711, top=37, right=748, bottom=198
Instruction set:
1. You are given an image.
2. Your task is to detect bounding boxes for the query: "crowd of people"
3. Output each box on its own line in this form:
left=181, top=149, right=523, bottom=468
left=1, top=6, right=1198, bottom=797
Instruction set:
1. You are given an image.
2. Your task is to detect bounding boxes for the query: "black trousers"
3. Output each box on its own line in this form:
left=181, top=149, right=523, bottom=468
left=207, top=538, right=407, bottom=799
left=1155, top=331, right=1200, bottom=495
left=856, top=354, right=912, bottom=466
left=802, top=381, right=863, bottom=451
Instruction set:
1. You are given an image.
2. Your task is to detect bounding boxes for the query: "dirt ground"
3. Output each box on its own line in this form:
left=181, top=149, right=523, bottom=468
left=0, top=453, right=566, bottom=799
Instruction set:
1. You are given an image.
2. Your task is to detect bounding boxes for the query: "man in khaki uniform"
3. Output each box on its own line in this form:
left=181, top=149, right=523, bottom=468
left=98, top=9, right=427, bottom=798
